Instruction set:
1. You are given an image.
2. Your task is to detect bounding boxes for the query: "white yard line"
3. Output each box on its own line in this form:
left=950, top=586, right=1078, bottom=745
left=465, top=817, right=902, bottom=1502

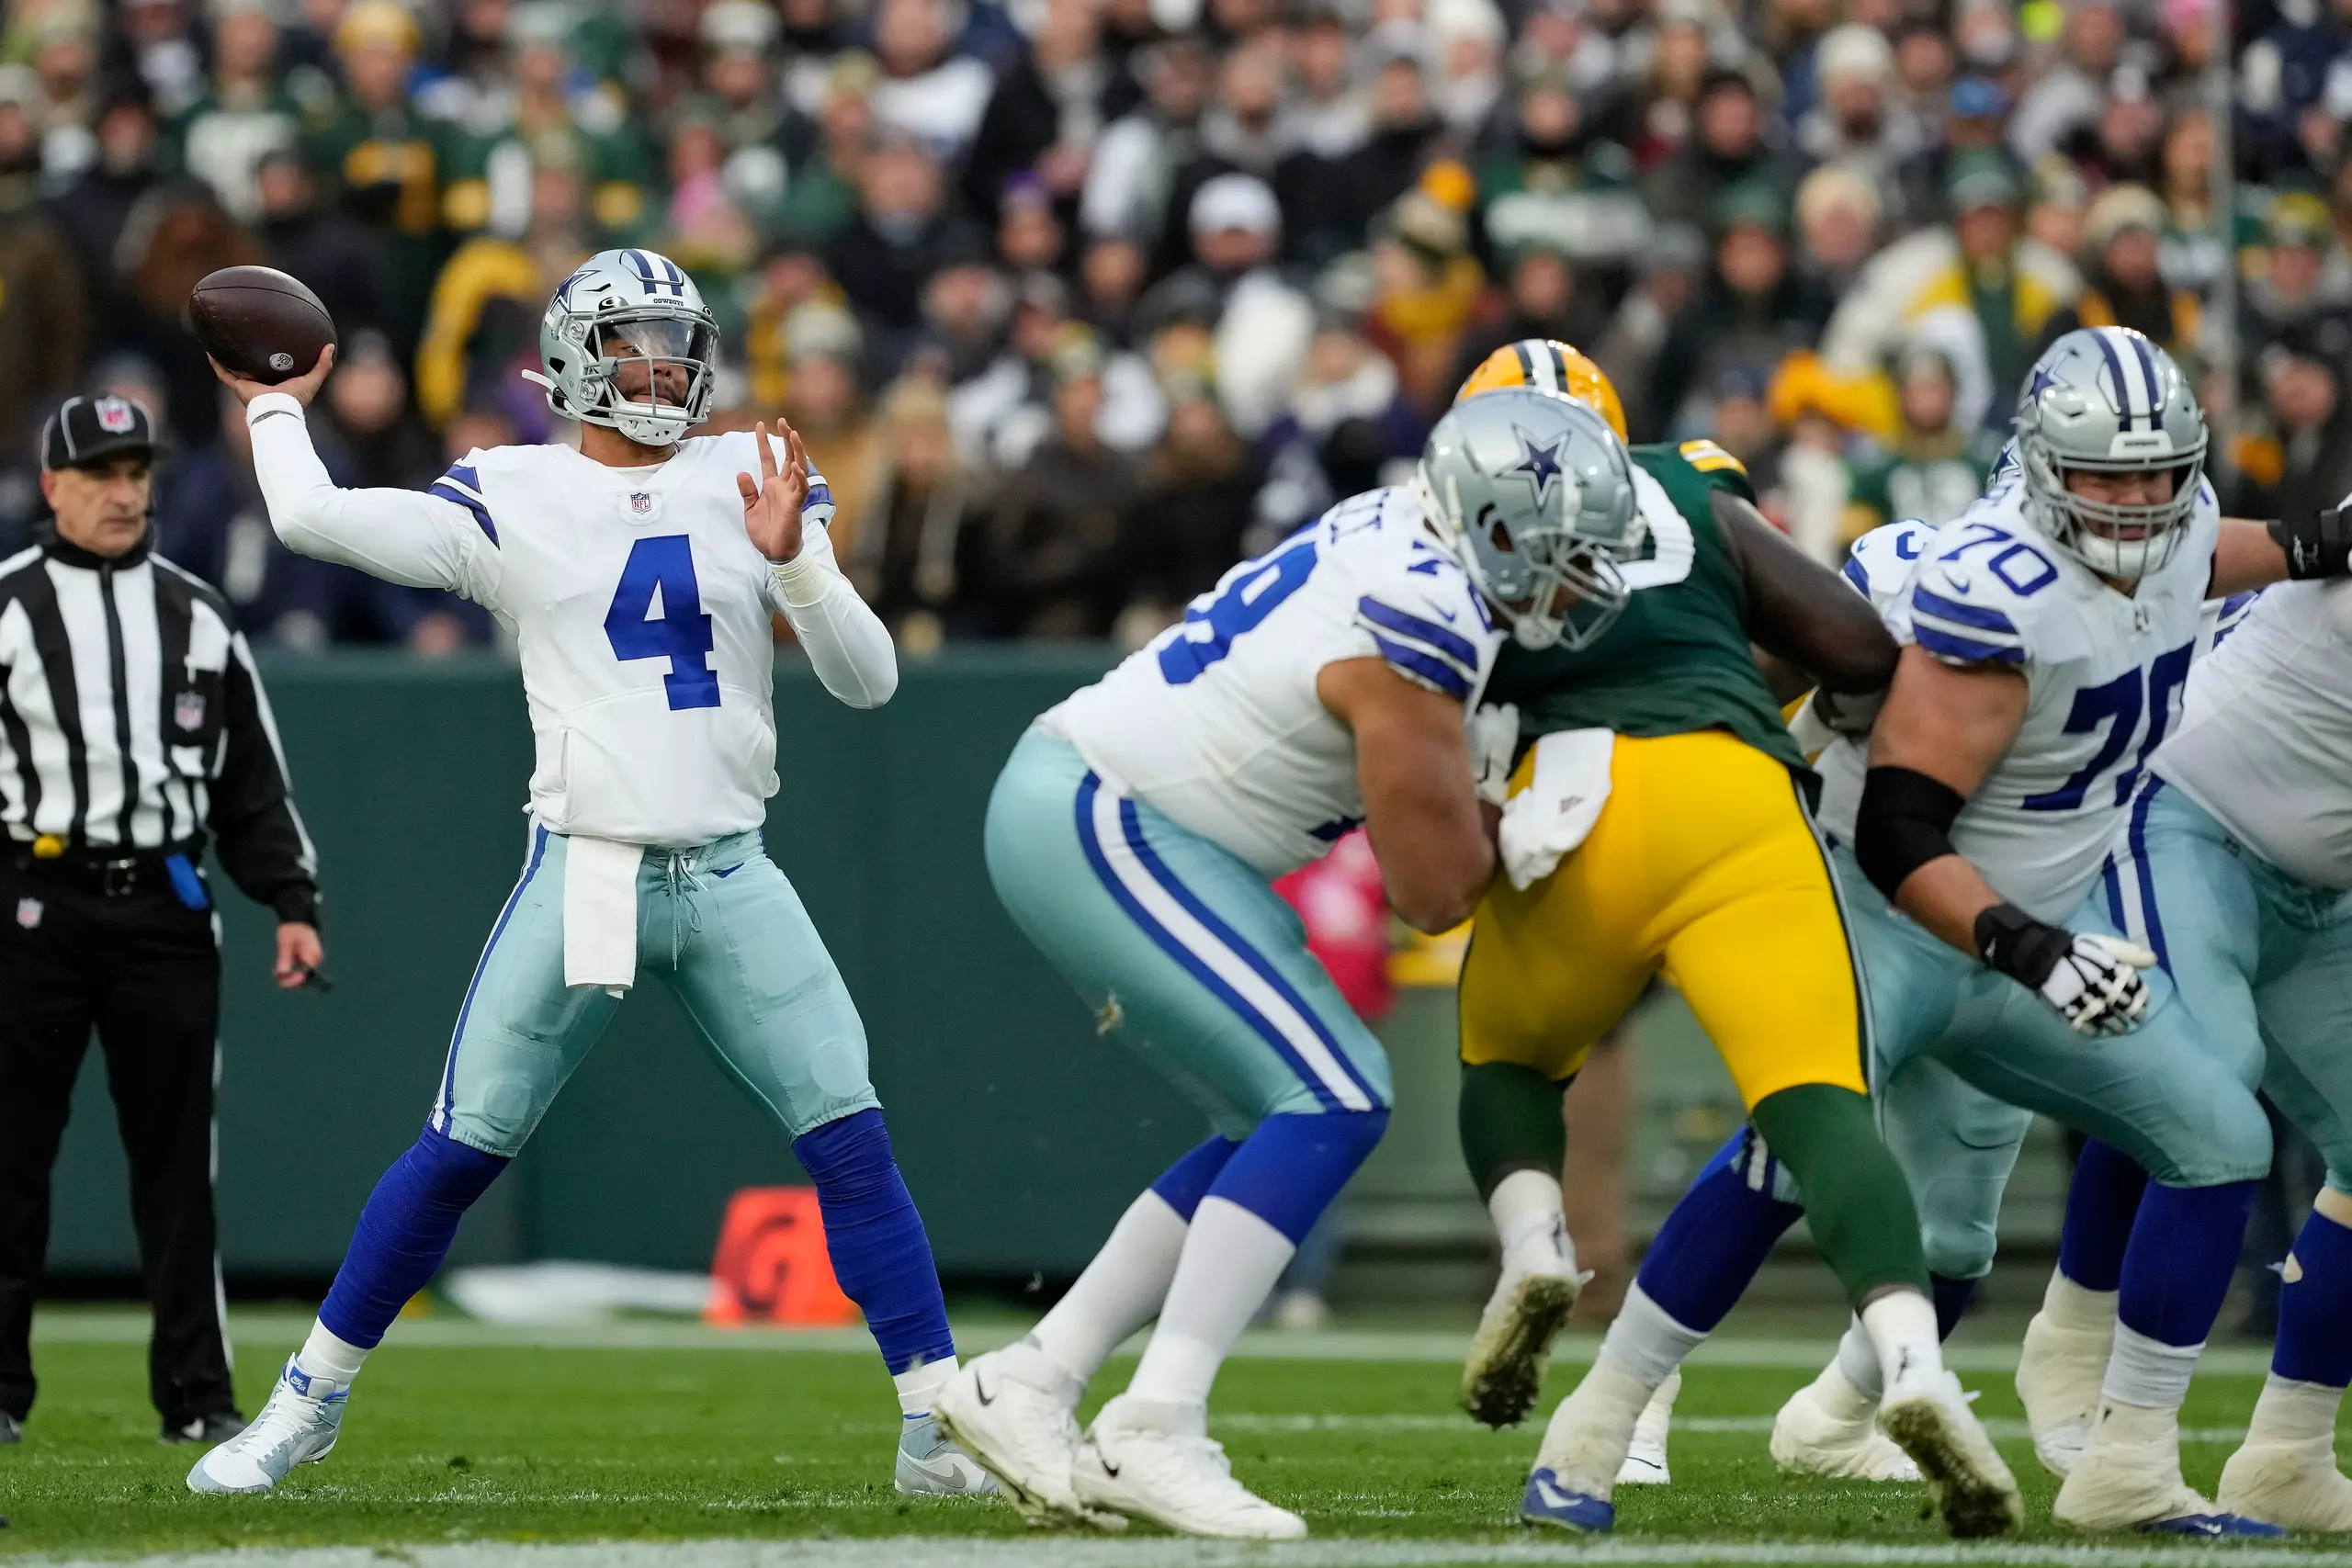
left=20, top=1540, right=2352, bottom=1568
left=1211, top=1414, right=2255, bottom=1446
left=23, top=1311, right=2281, bottom=1377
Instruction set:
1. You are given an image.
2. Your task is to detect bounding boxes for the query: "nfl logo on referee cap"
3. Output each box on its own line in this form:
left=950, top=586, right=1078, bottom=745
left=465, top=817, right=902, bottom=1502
left=95, top=397, right=137, bottom=434
left=175, top=692, right=206, bottom=731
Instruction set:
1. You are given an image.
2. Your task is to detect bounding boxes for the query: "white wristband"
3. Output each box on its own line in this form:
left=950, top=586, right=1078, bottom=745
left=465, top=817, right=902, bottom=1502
left=769, top=549, right=831, bottom=609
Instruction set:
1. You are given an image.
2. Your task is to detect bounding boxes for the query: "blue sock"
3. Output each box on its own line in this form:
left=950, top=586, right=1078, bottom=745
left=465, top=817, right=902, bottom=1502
left=2058, top=1138, right=2147, bottom=1292
left=1634, top=1131, right=1804, bottom=1334
left=1931, top=1273, right=1979, bottom=1340
left=1202, top=1111, right=1387, bottom=1243
left=2275, top=1203, right=2352, bottom=1388
left=2117, top=1179, right=2259, bottom=1347
left=319, top=1125, right=509, bottom=1349
left=793, top=1109, right=956, bottom=1375
left=1150, top=1134, right=1244, bottom=1220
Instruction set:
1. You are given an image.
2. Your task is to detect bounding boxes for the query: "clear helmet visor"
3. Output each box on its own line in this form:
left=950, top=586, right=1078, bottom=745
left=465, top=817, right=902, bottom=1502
left=593, top=316, right=718, bottom=412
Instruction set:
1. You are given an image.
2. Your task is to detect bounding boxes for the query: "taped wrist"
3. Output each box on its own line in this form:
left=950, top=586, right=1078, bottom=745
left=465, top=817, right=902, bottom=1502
left=1973, top=901, right=2072, bottom=987
left=2268, top=507, right=2352, bottom=580
left=1854, top=765, right=1965, bottom=902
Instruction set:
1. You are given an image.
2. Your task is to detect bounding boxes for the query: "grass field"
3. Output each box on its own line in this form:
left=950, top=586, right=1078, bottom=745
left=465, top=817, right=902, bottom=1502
left=3, top=1309, right=2347, bottom=1566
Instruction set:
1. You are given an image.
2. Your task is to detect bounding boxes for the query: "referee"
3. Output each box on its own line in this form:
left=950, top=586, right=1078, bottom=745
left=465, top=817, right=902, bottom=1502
left=0, top=395, right=323, bottom=1447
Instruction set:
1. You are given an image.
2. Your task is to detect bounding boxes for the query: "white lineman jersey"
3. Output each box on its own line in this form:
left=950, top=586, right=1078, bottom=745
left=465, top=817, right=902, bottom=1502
left=417, top=433, right=838, bottom=844
left=1815, top=476, right=2222, bottom=921
left=1044, top=486, right=1502, bottom=878
left=2155, top=581, right=2352, bottom=888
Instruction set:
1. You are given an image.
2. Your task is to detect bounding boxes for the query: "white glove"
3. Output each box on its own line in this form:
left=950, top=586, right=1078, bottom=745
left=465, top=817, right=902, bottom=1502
left=1467, top=702, right=1521, bottom=808
left=2036, top=932, right=2158, bottom=1036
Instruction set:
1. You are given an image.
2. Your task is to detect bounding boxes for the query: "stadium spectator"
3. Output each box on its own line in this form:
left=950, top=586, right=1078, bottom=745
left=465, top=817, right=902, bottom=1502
left=1116, top=372, right=1261, bottom=643
left=824, top=130, right=987, bottom=352
left=302, top=2, right=446, bottom=348
left=2236, top=324, right=2352, bottom=521
left=1256, top=317, right=1423, bottom=548
left=174, top=0, right=313, bottom=228
left=414, top=160, right=590, bottom=431
left=116, top=181, right=260, bottom=451
left=2241, top=193, right=2352, bottom=393
left=1645, top=180, right=1834, bottom=440
left=0, top=88, right=87, bottom=474
left=46, top=78, right=165, bottom=331
left=2038, top=183, right=2200, bottom=369
left=1638, top=67, right=1781, bottom=236
left=867, top=0, right=996, bottom=163
left=1483, top=62, right=1652, bottom=269
left=960, top=0, right=1136, bottom=231
left=1079, top=36, right=1214, bottom=261
left=843, top=375, right=984, bottom=645
left=254, top=149, right=392, bottom=350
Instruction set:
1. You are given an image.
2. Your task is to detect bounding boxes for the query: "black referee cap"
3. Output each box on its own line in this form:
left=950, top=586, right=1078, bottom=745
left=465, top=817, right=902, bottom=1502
left=41, top=394, right=159, bottom=473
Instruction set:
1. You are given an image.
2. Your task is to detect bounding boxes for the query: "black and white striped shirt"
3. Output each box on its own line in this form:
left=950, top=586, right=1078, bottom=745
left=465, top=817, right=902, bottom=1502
left=0, top=535, right=319, bottom=923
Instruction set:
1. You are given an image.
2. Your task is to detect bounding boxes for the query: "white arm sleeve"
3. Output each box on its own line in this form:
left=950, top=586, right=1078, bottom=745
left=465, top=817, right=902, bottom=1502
left=767, top=525, right=899, bottom=709
left=244, top=393, right=494, bottom=602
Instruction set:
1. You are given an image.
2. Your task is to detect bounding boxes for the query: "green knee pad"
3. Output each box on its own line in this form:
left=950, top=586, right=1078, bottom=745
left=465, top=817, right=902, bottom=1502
left=1458, top=1060, right=1573, bottom=1202
left=1751, top=1082, right=1929, bottom=1305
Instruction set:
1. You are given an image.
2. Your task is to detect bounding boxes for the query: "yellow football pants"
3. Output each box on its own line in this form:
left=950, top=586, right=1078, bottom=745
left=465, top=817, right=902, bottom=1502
left=1458, top=729, right=1868, bottom=1108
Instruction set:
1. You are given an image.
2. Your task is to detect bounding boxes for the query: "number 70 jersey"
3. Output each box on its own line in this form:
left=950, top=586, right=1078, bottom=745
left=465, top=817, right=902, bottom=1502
left=1041, top=487, right=1504, bottom=879
left=1815, top=478, right=2220, bottom=921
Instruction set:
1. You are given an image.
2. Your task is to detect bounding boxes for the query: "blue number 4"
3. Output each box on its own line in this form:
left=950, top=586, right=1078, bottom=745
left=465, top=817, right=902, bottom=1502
left=605, top=536, right=719, bottom=710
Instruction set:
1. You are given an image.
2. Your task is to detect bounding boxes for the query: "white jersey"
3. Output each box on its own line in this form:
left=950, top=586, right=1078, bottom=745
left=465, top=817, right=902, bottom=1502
left=2155, top=581, right=2352, bottom=887
left=1044, top=486, right=1502, bottom=878
left=1815, top=477, right=2221, bottom=920
left=246, top=393, right=898, bottom=846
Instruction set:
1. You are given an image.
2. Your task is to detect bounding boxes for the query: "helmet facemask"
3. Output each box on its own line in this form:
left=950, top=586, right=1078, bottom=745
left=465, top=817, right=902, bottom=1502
left=1415, top=464, right=1636, bottom=652
left=2020, top=437, right=2206, bottom=580
left=574, top=311, right=718, bottom=446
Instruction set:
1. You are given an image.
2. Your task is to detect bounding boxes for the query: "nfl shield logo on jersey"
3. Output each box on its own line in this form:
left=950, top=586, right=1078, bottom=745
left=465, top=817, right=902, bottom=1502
left=15, top=897, right=40, bottom=930
left=96, top=397, right=137, bottom=434
left=629, top=491, right=655, bottom=517
left=175, top=691, right=206, bottom=731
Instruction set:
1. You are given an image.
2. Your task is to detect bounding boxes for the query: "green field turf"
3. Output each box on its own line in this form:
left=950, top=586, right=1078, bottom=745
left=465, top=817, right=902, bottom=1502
left=3, top=1311, right=2348, bottom=1565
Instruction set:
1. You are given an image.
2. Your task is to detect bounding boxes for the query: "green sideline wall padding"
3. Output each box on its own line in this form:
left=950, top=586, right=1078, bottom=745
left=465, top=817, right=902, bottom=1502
left=46, top=648, right=1256, bottom=1281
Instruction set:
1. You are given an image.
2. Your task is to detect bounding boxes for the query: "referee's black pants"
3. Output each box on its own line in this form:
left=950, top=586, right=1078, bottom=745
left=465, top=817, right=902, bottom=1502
left=0, top=864, right=236, bottom=1429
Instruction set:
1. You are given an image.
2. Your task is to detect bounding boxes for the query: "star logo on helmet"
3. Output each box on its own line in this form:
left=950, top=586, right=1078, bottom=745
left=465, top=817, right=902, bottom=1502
left=2026, top=364, right=2062, bottom=403
left=1510, top=428, right=1569, bottom=505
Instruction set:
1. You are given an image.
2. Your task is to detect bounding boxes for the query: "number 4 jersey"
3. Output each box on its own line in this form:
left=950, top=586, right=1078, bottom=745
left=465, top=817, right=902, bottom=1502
left=245, top=395, right=875, bottom=846
left=1816, top=478, right=2221, bottom=921
left=1042, top=487, right=1503, bottom=879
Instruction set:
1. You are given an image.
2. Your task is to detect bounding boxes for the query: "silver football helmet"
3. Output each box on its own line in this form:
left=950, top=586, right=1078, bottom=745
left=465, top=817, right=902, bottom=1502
left=525, top=248, right=718, bottom=446
left=1414, top=386, right=1645, bottom=650
left=2014, top=326, right=2208, bottom=580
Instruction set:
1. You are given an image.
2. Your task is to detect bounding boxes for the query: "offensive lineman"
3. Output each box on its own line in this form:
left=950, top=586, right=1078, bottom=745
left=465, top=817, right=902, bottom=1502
left=186, top=250, right=991, bottom=1497
left=2007, top=559, right=2352, bottom=1531
left=931, top=389, right=1637, bottom=1540
left=1542, top=327, right=2352, bottom=1535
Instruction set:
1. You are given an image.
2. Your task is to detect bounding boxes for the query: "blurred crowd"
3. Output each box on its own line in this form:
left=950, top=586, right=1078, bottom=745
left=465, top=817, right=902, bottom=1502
left=4, top=0, right=2351, bottom=652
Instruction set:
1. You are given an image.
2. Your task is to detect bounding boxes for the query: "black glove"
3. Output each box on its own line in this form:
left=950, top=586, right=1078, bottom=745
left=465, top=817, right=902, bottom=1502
left=2267, top=506, right=2352, bottom=581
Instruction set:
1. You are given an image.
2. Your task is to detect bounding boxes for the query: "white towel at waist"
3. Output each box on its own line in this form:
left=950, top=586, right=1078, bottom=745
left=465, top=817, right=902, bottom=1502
left=562, top=834, right=645, bottom=994
left=1498, top=728, right=1617, bottom=891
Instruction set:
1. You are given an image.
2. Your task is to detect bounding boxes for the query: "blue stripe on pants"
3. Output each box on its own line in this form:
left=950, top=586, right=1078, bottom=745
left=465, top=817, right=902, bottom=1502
left=435, top=824, right=548, bottom=1134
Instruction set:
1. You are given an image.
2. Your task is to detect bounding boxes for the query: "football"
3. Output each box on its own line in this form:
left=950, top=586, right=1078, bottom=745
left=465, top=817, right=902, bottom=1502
left=187, top=265, right=337, bottom=385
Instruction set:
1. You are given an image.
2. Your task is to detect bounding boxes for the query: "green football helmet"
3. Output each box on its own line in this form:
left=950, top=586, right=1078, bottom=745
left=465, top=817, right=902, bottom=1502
left=1413, top=387, right=1646, bottom=650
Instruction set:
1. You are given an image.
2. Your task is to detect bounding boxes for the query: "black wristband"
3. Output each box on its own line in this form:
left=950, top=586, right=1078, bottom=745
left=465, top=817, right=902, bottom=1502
left=273, top=884, right=320, bottom=929
left=1973, top=901, right=2071, bottom=987
left=2267, top=507, right=2352, bottom=580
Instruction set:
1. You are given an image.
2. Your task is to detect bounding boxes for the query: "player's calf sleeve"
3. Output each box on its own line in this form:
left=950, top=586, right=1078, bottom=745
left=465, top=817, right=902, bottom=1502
left=318, top=1125, right=510, bottom=1349
left=2058, top=1138, right=2147, bottom=1293
left=1748, top=1084, right=1929, bottom=1304
left=1931, top=1274, right=1979, bottom=1340
left=1458, top=1060, right=1569, bottom=1201
left=1634, top=1130, right=1803, bottom=1333
left=1126, top=1110, right=1385, bottom=1407
left=2106, top=1179, right=2258, bottom=1408
left=793, top=1109, right=956, bottom=1379
left=2271, top=1198, right=2352, bottom=1391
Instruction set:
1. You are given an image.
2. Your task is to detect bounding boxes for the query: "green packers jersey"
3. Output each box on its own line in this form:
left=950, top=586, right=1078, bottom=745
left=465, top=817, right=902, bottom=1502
left=1485, top=438, right=1807, bottom=773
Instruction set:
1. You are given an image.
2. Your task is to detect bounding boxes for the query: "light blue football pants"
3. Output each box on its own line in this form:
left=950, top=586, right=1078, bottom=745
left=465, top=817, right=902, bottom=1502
left=2104, top=779, right=2352, bottom=1197
left=1759, top=838, right=2274, bottom=1280
left=985, top=728, right=1394, bottom=1136
left=429, top=824, right=880, bottom=1156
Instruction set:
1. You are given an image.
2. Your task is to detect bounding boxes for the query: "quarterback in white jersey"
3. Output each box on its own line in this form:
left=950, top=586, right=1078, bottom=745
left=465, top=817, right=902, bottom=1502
left=188, top=250, right=991, bottom=1502
left=933, top=389, right=1644, bottom=1540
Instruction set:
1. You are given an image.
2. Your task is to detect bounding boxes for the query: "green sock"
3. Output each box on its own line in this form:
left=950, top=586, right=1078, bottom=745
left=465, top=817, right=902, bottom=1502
left=1458, top=1060, right=1573, bottom=1202
left=1749, top=1082, right=1929, bottom=1306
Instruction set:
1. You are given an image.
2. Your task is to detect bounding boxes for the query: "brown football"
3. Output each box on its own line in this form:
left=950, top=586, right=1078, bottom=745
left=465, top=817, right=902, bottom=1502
left=187, top=265, right=337, bottom=385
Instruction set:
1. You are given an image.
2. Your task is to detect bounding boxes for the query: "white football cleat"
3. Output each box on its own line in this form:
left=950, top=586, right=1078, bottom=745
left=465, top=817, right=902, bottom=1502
left=2016, top=1305, right=2110, bottom=1477
left=1072, top=1394, right=1305, bottom=1540
left=1463, top=1263, right=1583, bottom=1427
left=1771, top=1360, right=1921, bottom=1482
left=2057, top=1402, right=2282, bottom=1537
left=186, top=1359, right=347, bottom=1495
left=894, top=1415, right=999, bottom=1497
left=1878, top=1366, right=2022, bottom=1539
left=931, top=1345, right=1114, bottom=1526
left=2219, top=1436, right=2352, bottom=1531
left=1615, top=1370, right=1679, bottom=1485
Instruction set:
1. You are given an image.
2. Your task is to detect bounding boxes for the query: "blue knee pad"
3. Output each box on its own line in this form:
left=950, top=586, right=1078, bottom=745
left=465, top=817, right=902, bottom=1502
left=320, top=1124, right=510, bottom=1348
left=793, top=1108, right=956, bottom=1375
